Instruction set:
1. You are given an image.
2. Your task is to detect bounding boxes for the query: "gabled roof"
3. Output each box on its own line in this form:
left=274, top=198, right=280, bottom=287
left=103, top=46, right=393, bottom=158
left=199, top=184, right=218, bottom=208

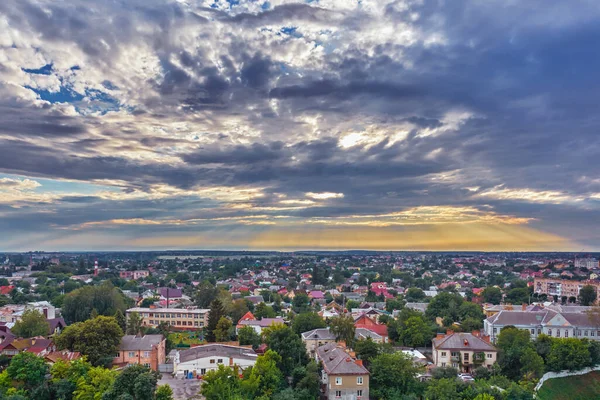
left=433, top=333, right=496, bottom=352
left=119, top=335, right=164, bottom=351
left=178, top=343, right=257, bottom=364
left=238, top=317, right=284, bottom=328
left=317, top=343, right=369, bottom=376
left=301, top=328, right=335, bottom=341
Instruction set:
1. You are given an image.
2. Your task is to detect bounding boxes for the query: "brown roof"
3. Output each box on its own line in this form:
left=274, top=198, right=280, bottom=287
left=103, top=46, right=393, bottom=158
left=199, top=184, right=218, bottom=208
left=119, top=335, right=164, bottom=351
left=433, top=333, right=496, bottom=352
left=317, top=343, right=369, bottom=376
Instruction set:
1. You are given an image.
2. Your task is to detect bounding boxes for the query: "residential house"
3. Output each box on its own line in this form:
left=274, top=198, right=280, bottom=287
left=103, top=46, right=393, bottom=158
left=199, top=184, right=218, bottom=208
left=432, top=332, right=497, bottom=373
left=113, top=334, right=166, bottom=371
left=354, top=315, right=388, bottom=343
left=317, top=342, right=369, bottom=400
left=235, top=311, right=284, bottom=334
left=173, top=343, right=257, bottom=378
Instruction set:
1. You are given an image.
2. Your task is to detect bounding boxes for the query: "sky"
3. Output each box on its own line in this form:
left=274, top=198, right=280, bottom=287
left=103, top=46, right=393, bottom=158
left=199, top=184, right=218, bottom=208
left=0, top=0, right=599, bottom=252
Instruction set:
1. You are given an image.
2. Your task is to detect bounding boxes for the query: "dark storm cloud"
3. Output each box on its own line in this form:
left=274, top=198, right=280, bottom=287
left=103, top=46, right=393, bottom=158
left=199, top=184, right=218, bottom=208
left=1, top=0, right=599, bottom=249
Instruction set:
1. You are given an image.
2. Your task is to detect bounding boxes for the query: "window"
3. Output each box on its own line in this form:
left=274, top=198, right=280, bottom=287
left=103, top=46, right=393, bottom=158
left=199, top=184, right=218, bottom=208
left=452, top=363, right=458, bottom=368
left=210, top=359, right=215, bottom=364
left=530, top=329, right=534, bottom=334
left=217, top=359, right=223, bottom=364
left=441, top=362, right=446, bottom=367
left=565, top=331, right=569, bottom=338
left=128, top=352, right=135, bottom=358
left=585, top=331, right=589, bottom=336
left=335, top=377, right=342, bottom=385
left=143, top=363, right=150, bottom=368
left=487, top=353, right=492, bottom=359
left=357, top=389, right=363, bottom=397
left=538, top=329, right=541, bottom=335
left=493, top=328, right=497, bottom=334
left=116, top=352, right=120, bottom=357
left=463, top=353, right=469, bottom=361
left=548, top=329, right=552, bottom=336
left=357, top=376, right=363, bottom=385
left=557, top=330, right=561, bottom=337
left=144, top=351, right=151, bottom=358
left=441, top=352, right=447, bottom=357
left=451, top=352, right=459, bottom=357
left=335, top=391, right=342, bottom=398
left=592, top=331, right=596, bottom=337
left=200, top=368, right=206, bottom=375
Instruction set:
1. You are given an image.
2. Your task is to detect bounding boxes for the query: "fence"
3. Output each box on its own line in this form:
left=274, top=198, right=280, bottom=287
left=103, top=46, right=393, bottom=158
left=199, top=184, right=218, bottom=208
left=534, top=365, right=600, bottom=393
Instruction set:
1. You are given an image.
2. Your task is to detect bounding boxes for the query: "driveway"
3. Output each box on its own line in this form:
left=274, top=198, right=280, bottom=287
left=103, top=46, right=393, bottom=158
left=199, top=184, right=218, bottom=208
left=161, top=373, right=202, bottom=400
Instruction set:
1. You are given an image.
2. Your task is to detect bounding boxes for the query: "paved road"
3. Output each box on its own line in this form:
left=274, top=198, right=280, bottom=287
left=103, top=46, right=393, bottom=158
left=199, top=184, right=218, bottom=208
left=161, top=373, right=202, bottom=399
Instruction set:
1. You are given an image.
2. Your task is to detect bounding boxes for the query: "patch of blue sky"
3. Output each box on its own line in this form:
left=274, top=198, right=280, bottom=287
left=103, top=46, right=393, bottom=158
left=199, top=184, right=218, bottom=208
left=0, top=173, right=117, bottom=195
left=25, top=84, right=84, bottom=104
left=280, top=26, right=303, bottom=38
left=22, top=63, right=53, bottom=75
left=261, top=1, right=270, bottom=10
left=26, top=82, right=124, bottom=115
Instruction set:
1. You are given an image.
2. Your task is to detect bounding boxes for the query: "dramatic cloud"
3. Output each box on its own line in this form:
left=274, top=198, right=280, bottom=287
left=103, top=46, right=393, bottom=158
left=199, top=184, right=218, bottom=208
left=0, top=0, right=598, bottom=250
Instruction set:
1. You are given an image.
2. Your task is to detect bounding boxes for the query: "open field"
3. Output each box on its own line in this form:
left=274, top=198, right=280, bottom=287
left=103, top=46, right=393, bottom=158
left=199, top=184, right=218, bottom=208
left=537, top=371, right=600, bottom=400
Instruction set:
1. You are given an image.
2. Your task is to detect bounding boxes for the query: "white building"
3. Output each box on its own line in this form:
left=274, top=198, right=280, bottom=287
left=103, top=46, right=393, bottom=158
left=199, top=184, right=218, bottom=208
left=173, top=344, right=257, bottom=378
left=575, top=258, right=599, bottom=269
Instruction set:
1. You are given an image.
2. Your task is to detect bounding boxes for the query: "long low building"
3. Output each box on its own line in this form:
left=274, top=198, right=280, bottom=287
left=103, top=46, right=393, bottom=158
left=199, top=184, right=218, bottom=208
left=484, top=308, right=600, bottom=342
left=126, top=307, right=209, bottom=330
left=173, top=344, right=257, bottom=378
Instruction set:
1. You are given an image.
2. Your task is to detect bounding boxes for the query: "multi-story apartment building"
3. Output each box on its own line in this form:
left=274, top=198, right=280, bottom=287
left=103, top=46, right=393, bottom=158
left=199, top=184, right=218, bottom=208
left=119, top=270, right=150, bottom=280
left=432, top=332, right=497, bottom=373
left=575, top=258, right=599, bottom=269
left=534, top=278, right=600, bottom=301
left=126, top=307, right=209, bottom=330
left=484, top=308, right=600, bottom=343
left=316, top=342, right=369, bottom=400
left=113, top=334, right=166, bottom=371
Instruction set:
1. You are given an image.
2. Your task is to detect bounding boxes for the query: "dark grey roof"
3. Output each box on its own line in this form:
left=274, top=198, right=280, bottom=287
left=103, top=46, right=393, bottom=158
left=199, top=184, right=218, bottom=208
left=302, top=328, right=335, bottom=340
left=317, top=343, right=369, bottom=375
left=178, top=344, right=257, bottom=364
left=119, top=335, right=164, bottom=351
left=433, top=333, right=496, bottom=352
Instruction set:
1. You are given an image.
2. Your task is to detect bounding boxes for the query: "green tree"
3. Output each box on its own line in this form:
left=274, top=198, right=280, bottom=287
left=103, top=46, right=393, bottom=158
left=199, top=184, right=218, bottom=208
left=11, top=309, right=49, bottom=338
left=242, top=350, right=284, bottom=398
left=519, top=348, right=544, bottom=379
left=263, top=325, right=309, bottom=377
left=424, top=378, right=460, bottom=400
left=426, top=292, right=464, bottom=322
left=214, top=317, right=233, bottom=342
left=55, top=316, right=124, bottom=367
left=73, top=366, right=117, bottom=400
left=546, top=338, right=591, bottom=372
left=580, top=285, right=597, bottom=306
left=229, top=299, right=250, bottom=324
left=206, top=298, right=225, bottom=342
left=354, top=338, right=380, bottom=366
left=330, top=315, right=356, bottom=346
left=405, top=288, right=426, bottom=302
left=155, top=384, right=173, bottom=400
left=62, top=283, right=129, bottom=324
left=237, top=326, right=261, bottom=349
left=201, top=365, right=242, bottom=400
left=496, top=327, right=535, bottom=380
left=114, top=309, right=126, bottom=332
left=370, top=352, right=423, bottom=399
left=126, top=312, right=143, bottom=335
left=102, top=364, right=159, bottom=400
left=194, top=281, right=220, bottom=308
left=400, top=315, right=432, bottom=347
left=482, top=287, right=503, bottom=305
left=458, top=302, right=484, bottom=321
left=6, top=352, right=49, bottom=392
left=292, top=294, right=310, bottom=313
left=291, top=312, right=326, bottom=335
left=254, top=303, right=276, bottom=319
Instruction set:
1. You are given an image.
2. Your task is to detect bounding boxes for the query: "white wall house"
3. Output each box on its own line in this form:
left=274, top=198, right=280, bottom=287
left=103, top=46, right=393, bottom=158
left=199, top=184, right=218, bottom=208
left=173, top=344, right=258, bottom=378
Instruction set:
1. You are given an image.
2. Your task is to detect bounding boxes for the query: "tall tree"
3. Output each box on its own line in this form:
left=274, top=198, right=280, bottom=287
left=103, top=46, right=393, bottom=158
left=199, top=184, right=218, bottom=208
left=237, top=326, right=261, bottom=349
left=370, top=352, right=423, bottom=400
left=241, top=350, right=284, bottom=398
left=482, top=287, right=503, bottom=305
left=291, top=312, right=326, bottom=335
left=114, top=309, right=126, bottom=332
left=400, top=315, right=432, bottom=347
left=194, top=281, right=220, bottom=308
left=201, top=365, right=242, bottom=400
left=546, top=338, right=591, bottom=372
left=6, top=352, right=48, bottom=392
left=102, top=364, right=160, bottom=400
left=580, top=285, right=597, bottom=306
left=330, top=315, right=356, bottom=346
left=73, top=365, right=117, bottom=400
left=496, top=326, right=536, bottom=380
left=263, top=325, right=309, bottom=377
left=62, top=282, right=129, bottom=324
left=206, top=298, right=225, bottom=342
left=12, top=309, right=48, bottom=338
left=214, top=317, right=233, bottom=342
left=55, top=316, right=124, bottom=367
left=353, top=338, right=380, bottom=366
left=126, top=311, right=143, bottom=335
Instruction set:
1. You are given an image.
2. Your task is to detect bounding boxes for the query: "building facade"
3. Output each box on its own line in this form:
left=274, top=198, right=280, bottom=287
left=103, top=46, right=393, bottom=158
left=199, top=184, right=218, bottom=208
left=534, top=278, right=600, bottom=301
left=119, top=270, right=150, bottom=280
left=113, top=334, right=166, bottom=371
left=575, top=258, right=599, bottom=269
left=126, top=307, right=209, bottom=330
left=316, top=342, right=369, bottom=400
left=484, top=309, right=600, bottom=343
left=173, top=344, right=257, bottom=378
left=432, top=332, right=497, bottom=373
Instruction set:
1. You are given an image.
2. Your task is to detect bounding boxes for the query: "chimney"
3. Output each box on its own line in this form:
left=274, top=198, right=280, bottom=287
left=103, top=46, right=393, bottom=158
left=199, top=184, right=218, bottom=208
left=482, top=335, right=491, bottom=343
left=346, top=357, right=351, bottom=362
left=522, top=304, right=527, bottom=311
left=355, top=359, right=363, bottom=366
left=229, top=357, right=234, bottom=366
left=471, top=330, right=480, bottom=337
left=436, top=333, right=445, bottom=340
left=463, top=339, right=469, bottom=346
left=446, top=330, right=453, bottom=335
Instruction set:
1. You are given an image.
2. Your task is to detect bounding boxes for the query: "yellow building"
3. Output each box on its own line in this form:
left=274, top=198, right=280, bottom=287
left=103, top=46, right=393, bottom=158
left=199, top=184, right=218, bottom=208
left=127, top=307, right=209, bottom=330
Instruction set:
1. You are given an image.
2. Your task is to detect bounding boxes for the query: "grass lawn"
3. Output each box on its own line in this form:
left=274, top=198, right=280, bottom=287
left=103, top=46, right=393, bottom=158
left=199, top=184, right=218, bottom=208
left=537, top=371, right=600, bottom=400
left=169, top=331, right=205, bottom=347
